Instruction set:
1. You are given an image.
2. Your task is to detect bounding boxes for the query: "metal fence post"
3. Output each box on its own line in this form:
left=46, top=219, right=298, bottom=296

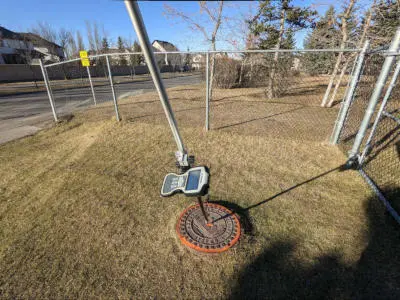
left=330, top=40, right=370, bottom=144
left=86, top=66, right=97, bottom=105
left=349, top=27, right=400, bottom=160
left=359, top=58, right=400, bottom=164
left=205, top=52, right=210, bottom=131
left=39, top=59, right=58, bottom=122
left=106, top=55, right=120, bottom=121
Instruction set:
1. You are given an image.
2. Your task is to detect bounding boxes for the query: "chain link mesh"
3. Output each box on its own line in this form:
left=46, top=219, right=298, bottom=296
left=362, top=58, right=400, bottom=211
left=338, top=51, right=399, bottom=214
left=338, top=53, right=384, bottom=152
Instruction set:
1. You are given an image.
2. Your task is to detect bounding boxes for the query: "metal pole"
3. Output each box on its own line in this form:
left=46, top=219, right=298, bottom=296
left=329, top=52, right=360, bottom=143
left=331, top=40, right=370, bottom=144
left=124, top=0, right=186, bottom=155
left=39, top=59, right=58, bottom=122
left=86, top=66, right=97, bottom=106
left=359, top=58, right=400, bottom=164
left=197, top=196, right=210, bottom=224
left=349, top=27, right=400, bottom=160
left=205, top=52, right=210, bottom=131
left=106, top=55, right=120, bottom=122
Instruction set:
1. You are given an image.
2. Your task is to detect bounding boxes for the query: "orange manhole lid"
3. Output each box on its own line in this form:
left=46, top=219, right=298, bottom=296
left=176, top=203, right=241, bottom=253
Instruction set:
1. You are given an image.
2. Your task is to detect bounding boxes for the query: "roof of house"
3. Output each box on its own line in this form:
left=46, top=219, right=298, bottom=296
left=0, top=26, right=62, bottom=49
left=152, top=40, right=179, bottom=51
left=0, top=26, right=23, bottom=40
left=19, top=33, right=62, bottom=49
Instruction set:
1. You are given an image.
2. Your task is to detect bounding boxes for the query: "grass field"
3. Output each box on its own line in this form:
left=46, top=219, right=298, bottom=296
left=1, top=83, right=399, bottom=299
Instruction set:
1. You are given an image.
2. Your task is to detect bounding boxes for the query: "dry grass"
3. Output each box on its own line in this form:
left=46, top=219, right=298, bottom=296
left=1, top=83, right=399, bottom=299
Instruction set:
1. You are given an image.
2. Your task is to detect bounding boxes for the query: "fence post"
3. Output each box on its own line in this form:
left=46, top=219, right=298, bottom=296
left=86, top=66, right=97, bottom=106
left=106, top=55, right=120, bottom=121
left=39, top=59, right=58, bottom=122
left=349, top=27, right=400, bottom=161
left=205, top=52, right=210, bottom=131
left=330, top=40, right=369, bottom=144
left=359, top=57, right=400, bottom=164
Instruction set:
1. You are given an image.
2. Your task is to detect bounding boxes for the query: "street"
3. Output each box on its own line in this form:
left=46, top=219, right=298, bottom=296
left=0, top=74, right=202, bottom=144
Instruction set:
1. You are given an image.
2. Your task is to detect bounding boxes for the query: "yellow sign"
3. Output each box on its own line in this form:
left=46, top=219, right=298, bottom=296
left=79, top=51, right=90, bottom=66
left=81, top=58, right=90, bottom=67
left=79, top=51, right=88, bottom=58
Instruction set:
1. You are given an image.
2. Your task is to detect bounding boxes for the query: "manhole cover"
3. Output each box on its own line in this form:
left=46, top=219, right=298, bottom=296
left=176, top=203, right=241, bottom=253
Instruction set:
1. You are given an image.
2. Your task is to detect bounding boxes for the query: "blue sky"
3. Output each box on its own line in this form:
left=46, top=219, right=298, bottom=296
left=0, top=0, right=372, bottom=50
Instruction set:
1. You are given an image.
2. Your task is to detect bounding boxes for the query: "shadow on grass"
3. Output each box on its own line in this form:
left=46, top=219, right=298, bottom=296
left=230, top=187, right=400, bottom=299
left=210, top=165, right=347, bottom=244
left=214, top=106, right=305, bottom=131
left=244, top=165, right=346, bottom=212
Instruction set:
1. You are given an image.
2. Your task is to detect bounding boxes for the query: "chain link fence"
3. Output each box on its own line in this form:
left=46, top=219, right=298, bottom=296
left=41, top=50, right=362, bottom=144
left=336, top=32, right=400, bottom=222
left=337, top=53, right=384, bottom=151
left=206, top=51, right=356, bottom=142
left=40, top=45, right=400, bottom=220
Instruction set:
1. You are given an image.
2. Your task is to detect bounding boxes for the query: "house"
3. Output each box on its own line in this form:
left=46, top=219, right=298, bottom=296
left=191, top=54, right=204, bottom=70
left=0, top=26, right=34, bottom=64
left=19, top=32, right=65, bottom=64
left=152, top=40, right=181, bottom=66
left=0, top=26, right=65, bottom=65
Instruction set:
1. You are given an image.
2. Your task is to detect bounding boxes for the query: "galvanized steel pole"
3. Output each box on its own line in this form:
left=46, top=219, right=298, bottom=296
left=331, top=40, right=370, bottom=144
left=39, top=59, right=58, bottom=122
left=359, top=58, right=400, bottom=164
left=86, top=66, right=97, bottom=106
left=205, top=52, right=210, bottom=131
left=349, top=27, right=400, bottom=160
left=106, top=55, right=120, bottom=121
left=124, top=0, right=186, bottom=154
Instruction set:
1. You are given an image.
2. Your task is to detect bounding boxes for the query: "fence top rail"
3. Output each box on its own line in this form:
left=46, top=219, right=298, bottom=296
left=45, top=48, right=365, bottom=68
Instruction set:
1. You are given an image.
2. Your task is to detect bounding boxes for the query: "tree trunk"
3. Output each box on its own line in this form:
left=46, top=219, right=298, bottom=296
left=208, top=1, right=224, bottom=102
left=239, top=55, right=248, bottom=86
left=327, top=56, right=350, bottom=107
left=209, top=44, right=216, bottom=101
left=320, top=0, right=355, bottom=107
left=326, top=1, right=373, bottom=107
left=267, top=2, right=286, bottom=100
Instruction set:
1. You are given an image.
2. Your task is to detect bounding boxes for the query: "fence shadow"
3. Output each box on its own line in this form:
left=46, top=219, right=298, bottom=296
left=230, top=187, right=400, bottom=299
left=213, top=106, right=305, bottom=131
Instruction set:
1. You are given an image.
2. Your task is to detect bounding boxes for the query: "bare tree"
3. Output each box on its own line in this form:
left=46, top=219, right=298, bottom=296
left=321, top=0, right=357, bottom=107
left=85, top=21, right=95, bottom=52
left=67, top=31, right=78, bottom=58
left=164, top=1, right=224, bottom=100
left=31, top=21, right=57, bottom=43
left=76, top=30, right=85, bottom=51
left=327, top=1, right=375, bottom=107
left=58, top=28, right=71, bottom=59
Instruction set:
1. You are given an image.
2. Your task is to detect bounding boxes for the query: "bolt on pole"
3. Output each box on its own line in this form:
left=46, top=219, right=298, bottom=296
left=359, top=57, right=400, bottom=164
left=106, top=55, right=120, bottom=121
left=39, top=59, right=58, bottom=122
left=205, top=52, right=210, bottom=131
left=124, top=0, right=186, bottom=155
left=86, top=66, right=97, bottom=106
left=349, top=27, right=400, bottom=160
left=331, top=40, right=370, bottom=144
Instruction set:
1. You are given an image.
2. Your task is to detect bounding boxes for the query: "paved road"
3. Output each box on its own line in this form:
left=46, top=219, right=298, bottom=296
left=0, top=74, right=202, bottom=144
